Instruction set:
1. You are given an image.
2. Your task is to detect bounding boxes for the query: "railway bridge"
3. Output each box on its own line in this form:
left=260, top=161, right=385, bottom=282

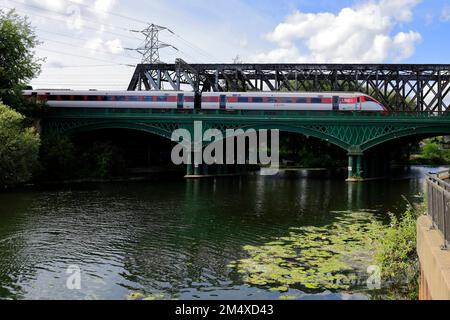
left=42, top=63, right=450, bottom=181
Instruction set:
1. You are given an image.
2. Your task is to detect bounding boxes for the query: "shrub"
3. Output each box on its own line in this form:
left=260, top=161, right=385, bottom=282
left=376, top=202, right=421, bottom=300
left=0, top=102, right=40, bottom=188
left=38, top=131, right=77, bottom=181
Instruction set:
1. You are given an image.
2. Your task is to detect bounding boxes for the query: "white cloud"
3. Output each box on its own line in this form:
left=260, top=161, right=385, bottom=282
left=441, top=6, right=450, bottom=21
left=254, top=0, right=422, bottom=63
left=92, top=0, right=116, bottom=17
left=84, top=37, right=123, bottom=54
left=105, top=39, right=123, bottom=54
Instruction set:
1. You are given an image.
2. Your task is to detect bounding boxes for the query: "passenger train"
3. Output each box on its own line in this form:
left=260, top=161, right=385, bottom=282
left=23, top=90, right=387, bottom=112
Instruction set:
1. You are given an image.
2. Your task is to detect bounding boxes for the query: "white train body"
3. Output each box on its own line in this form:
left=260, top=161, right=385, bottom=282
left=23, top=90, right=386, bottom=112
left=202, top=92, right=385, bottom=111
left=23, top=91, right=196, bottom=109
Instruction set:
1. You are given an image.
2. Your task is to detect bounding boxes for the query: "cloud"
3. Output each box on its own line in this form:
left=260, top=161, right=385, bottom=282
left=84, top=37, right=123, bottom=54
left=254, top=0, right=422, bottom=63
left=92, top=0, right=116, bottom=17
left=441, top=6, right=450, bottom=21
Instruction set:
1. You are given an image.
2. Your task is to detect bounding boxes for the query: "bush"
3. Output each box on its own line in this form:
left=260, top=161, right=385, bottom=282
left=0, top=102, right=40, bottom=188
left=376, top=202, right=421, bottom=300
left=410, top=138, right=450, bottom=165
left=38, top=131, right=77, bottom=181
left=78, top=141, right=126, bottom=179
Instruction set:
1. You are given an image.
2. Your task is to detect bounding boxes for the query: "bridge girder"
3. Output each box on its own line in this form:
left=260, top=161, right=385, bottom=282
left=43, top=109, right=450, bottom=155
left=127, top=63, right=450, bottom=113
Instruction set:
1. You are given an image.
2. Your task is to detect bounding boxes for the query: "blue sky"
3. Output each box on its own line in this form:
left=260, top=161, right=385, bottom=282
left=1, top=0, right=450, bottom=89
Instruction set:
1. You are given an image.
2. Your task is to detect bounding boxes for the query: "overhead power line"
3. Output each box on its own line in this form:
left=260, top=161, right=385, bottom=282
left=4, top=1, right=142, bottom=42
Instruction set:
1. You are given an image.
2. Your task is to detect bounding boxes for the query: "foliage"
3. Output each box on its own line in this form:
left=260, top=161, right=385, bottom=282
left=279, top=134, right=346, bottom=168
left=228, top=211, right=384, bottom=295
left=78, top=141, right=126, bottom=180
left=0, top=102, right=40, bottom=188
left=127, top=292, right=166, bottom=300
left=0, top=9, right=43, bottom=114
left=376, top=202, right=421, bottom=300
left=38, top=132, right=77, bottom=181
left=38, top=132, right=127, bottom=182
left=410, top=137, right=450, bottom=165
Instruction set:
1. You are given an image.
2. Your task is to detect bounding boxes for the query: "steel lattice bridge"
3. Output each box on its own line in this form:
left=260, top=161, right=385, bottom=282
left=128, top=62, right=450, bottom=113
left=43, top=63, right=450, bottom=181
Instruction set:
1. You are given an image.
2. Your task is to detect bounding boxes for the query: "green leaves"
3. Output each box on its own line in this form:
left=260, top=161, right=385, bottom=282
left=229, top=211, right=384, bottom=294
left=0, top=102, right=40, bottom=188
left=0, top=9, right=44, bottom=112
left=375, top=204, right=420, bottom=300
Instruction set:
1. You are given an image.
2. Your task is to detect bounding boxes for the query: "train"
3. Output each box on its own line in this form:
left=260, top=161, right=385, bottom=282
left=23, top=90, right=387, bottom=112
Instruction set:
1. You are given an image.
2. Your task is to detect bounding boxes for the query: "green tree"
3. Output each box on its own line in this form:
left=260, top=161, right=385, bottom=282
left=0, top=102, right=40, bottom=188
left=38, top=132, right=77, bottom=182
left=0, top=9, right=43, bottom=114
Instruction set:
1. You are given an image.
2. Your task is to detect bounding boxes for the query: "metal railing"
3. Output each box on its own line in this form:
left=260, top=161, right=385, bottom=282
left=426, top=170, right=450, bottom=249
left=45, top=107, right=450, bottom=120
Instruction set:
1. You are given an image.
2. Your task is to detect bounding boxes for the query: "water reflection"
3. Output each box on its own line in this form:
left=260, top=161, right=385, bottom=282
left=0, top=166, right=446, bottom=300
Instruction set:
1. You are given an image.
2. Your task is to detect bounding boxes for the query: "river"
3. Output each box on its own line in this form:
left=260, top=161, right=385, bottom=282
left=0, top=166, right=446, bottom=300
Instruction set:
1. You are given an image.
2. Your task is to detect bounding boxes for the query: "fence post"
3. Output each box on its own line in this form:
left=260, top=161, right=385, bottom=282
left=442, top=191, right=448, bottom=250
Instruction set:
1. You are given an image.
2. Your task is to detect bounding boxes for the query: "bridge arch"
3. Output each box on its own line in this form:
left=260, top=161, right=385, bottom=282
left=211, top=123, right=351, bottom=152
left=56, top=121, right=177, bottom=142
left=361, top=125, right=450, bottom=152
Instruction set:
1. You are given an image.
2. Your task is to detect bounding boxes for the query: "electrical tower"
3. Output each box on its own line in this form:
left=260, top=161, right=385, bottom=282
left=126, top=24, right=178, bottom=64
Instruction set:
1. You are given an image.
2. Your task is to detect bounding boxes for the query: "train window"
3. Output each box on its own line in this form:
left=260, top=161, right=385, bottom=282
left=296, top=98, right=307, bottom=103
left=157, top=96, right=168, bottom=102
left=238, top=97, right=249, bottom=103
left=252, top=97, right=263, bottom=103
left=267, top=97, right=276, bottom=103
left=311, top=98, right=322, bottom=104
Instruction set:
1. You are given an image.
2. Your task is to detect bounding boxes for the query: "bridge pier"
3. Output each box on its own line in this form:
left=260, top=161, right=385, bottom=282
left=347, top=151, right=391, bottom=182
left=347, top=154, right=365, bottom=182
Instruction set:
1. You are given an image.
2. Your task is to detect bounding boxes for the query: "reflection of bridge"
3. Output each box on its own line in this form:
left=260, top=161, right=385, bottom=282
left=43, top=108, right=450, bottom=181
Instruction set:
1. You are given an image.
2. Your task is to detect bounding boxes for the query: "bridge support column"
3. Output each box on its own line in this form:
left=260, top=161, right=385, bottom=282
left=348, top=155, right=355, bottom=180
left=347, top=150, right=365, bottom=182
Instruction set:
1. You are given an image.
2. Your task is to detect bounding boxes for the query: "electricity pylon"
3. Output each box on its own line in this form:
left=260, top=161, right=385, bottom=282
left=126, top=24, right=178, bottom=64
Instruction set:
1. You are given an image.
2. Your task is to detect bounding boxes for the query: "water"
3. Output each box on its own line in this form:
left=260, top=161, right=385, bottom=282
left=0, top=166, right=445, bottom=300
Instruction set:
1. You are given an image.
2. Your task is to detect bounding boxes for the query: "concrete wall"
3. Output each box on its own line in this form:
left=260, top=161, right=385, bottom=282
left=417, top=215, right=450, bottom=300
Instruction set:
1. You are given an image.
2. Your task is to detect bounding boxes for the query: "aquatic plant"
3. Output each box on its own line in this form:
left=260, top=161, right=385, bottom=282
left=228, top=211, right=384, bottom=293
left=127, top=292, right=166, bottom=301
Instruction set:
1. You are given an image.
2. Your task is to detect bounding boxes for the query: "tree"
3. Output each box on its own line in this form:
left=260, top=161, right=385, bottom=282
left=38, top=131, right=77, bottom=182
left=0, top=102, right=40, bottom=188
left=0, top=9, right=43, bottom=113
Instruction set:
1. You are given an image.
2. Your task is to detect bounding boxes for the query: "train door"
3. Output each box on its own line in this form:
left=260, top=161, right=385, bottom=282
left=177, top=93, right=184, bottom=109
left=220, top=95, right=226, bottom=110
left=332, top=96, right=340, bottom=111
left=356, top=97, right=362, bottom=111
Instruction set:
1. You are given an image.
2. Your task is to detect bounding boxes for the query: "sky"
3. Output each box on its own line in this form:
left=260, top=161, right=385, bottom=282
left=1, top=0, right=450, bottom=90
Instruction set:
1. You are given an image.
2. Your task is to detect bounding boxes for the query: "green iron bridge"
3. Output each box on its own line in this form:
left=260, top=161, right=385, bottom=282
left=42, top=63, right=450, bottom=181
left=43, top=108, right=450, bottom=181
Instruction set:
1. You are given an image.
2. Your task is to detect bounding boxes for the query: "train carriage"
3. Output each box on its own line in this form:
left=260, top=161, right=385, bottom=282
left=23, top=91, right=196, bottom=110
left=201, top=92, right=386, bottom=112
left=24, top=90, right=386, bottom=112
